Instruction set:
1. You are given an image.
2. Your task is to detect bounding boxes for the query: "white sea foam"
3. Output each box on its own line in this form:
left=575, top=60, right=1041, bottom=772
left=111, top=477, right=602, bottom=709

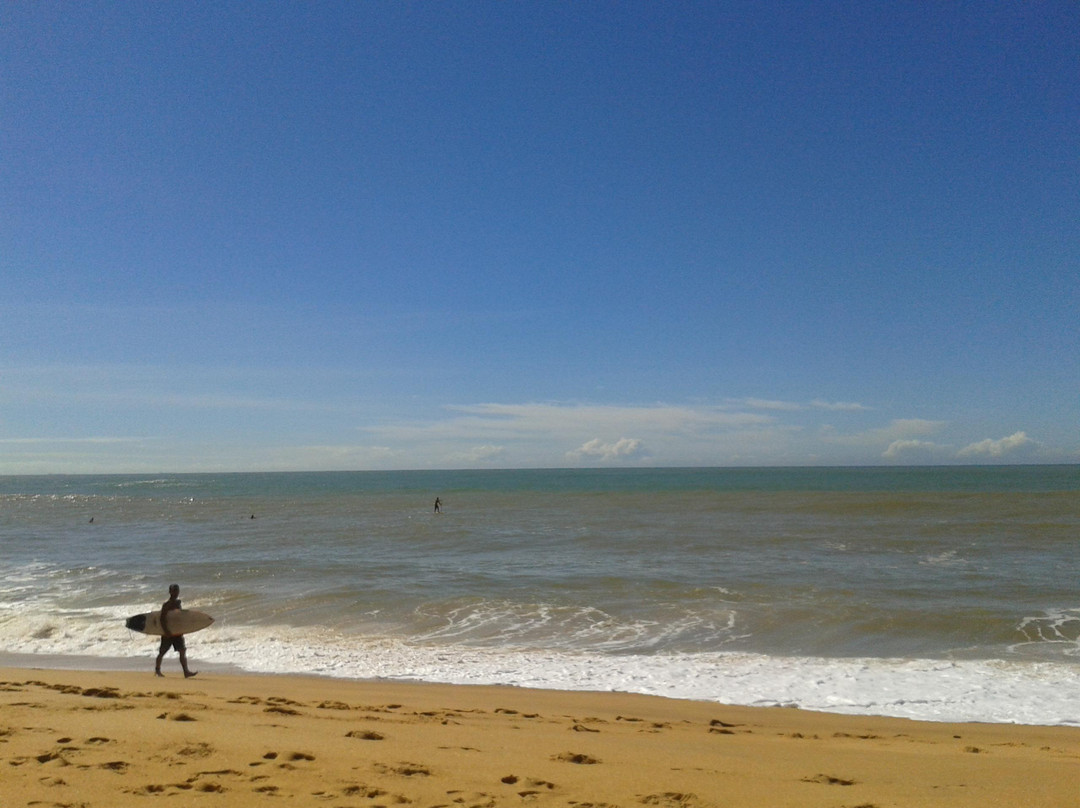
left=205, top=627, right=1080, bottom=726
left=2, top=609, right=1078, bottom=727
left=1016, top=609, right=1080, bottom=647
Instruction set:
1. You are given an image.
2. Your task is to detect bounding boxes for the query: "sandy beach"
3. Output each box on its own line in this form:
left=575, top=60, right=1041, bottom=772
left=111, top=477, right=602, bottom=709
left=3, top=666, right=1078, bottom=808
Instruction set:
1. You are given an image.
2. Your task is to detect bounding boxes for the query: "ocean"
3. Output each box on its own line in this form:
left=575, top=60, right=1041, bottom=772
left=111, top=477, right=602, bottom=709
left=1, top=466, right=1077, bottom=726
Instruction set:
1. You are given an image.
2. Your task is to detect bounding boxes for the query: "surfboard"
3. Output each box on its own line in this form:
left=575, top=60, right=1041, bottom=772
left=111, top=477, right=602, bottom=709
left=125, top=609, right=214, bottom=636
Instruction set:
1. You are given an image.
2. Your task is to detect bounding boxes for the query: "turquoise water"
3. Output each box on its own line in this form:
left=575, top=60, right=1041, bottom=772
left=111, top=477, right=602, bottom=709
left=1, top=466, right=1078, bottom=724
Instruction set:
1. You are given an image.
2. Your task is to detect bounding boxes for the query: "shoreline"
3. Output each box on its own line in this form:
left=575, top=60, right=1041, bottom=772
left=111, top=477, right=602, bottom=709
left=3, top=664, right=1079, bottom=807
left=5, top=647, right=1080, bottom=728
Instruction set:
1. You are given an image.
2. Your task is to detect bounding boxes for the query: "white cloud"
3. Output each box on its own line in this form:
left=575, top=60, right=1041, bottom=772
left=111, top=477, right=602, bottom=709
left=821, top=418, right=946, bottom=450
left=736, top=398, right=804, bottom=412
left=3, top=369, right=1063, bottom=471
left=958, top=431, right=1035, bottom=458
left=448, top=444, right=506, bottom=465
left=450, top=402, right=773, bottom=433
left=883, top=439, right=944, bottom=460
left=0, top=436, right=143, bottom=445
left=467, top=444, right=505, bottom=460
left=729, top=398, right=871, bottom=412
left=810, top=399, right=871, bottom=412
left=372, top=402, right=775, bottom=446
left=358, top=402, right=782, bottom=467
left=359, top=404, right=1040, bottom=469
left=567, top=437, right=646, bottom=463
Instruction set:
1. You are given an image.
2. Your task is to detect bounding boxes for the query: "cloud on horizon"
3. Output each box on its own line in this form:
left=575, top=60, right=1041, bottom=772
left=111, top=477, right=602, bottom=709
left=958, top=431, right=1036, bottom=459
left=361, top=401, right=783, bottom=466
left=883, top=439, right=948, bottom=460
left=730, top=398, right=872, bottom=413
left=0, top=379, right=1069, bottom=472
left=567, top=437, right=647, bottom=463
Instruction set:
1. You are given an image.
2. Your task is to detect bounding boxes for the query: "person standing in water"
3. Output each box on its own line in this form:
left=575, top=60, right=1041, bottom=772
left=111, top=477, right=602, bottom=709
left=434, top=497, right=441, bottom=513
left=155, top=584, right=197, bottom=678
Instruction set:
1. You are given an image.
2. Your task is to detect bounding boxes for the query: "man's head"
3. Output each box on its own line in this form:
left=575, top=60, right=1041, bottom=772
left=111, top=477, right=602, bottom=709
left=169, top=584, right=180, bottom=596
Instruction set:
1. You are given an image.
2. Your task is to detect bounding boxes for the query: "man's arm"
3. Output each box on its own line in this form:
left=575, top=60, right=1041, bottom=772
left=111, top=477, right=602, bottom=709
left=160, top=599, right=179, bottom=636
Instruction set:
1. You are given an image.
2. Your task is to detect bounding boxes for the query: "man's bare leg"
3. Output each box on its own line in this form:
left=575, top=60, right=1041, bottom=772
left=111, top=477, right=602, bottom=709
left=179, top=649, right=197, bottom=678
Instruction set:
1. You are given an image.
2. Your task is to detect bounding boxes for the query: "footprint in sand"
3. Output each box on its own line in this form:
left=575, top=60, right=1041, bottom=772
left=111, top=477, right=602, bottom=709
left=801, top=773, right=856, bottom=786
left=447, top=789, right=496, bottom=806
left=376, top=762, right=432, bottom=777
left=344, top=785, right=388, bottom=798
left=158, top=712, right=197, bottom=722
left=318, top=700, right=352, bottom=710
left=525, top=778, right=556, bottom=791
left=266, top=696, right=305, bottom=709
left=346, top=729, right=385, bottom=741
left=228, top=695, right=263, bottom=705
left=275, top=752, right=315, bottom=769
left=554, top=752, right=600, bottom=765
left=265, top=705, right=302, bottom=716
left=640, top=792, right=700, bottom=807
left=176, top=743, right=214, bottom=759
left=832, top=731, right=881, bottom=740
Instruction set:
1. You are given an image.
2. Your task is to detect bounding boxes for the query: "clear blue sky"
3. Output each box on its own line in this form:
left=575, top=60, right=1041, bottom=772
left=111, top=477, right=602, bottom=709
left=2, top=1, right=1077, bottom=473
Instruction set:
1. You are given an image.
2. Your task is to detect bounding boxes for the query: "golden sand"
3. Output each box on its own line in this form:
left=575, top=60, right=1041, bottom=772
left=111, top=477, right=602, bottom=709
left=2, top=667, right=1078, bottom=807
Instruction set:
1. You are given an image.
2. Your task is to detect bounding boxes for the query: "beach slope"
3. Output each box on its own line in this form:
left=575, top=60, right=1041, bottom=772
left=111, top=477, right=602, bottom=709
left=2, top=668, right=1077, bottom=807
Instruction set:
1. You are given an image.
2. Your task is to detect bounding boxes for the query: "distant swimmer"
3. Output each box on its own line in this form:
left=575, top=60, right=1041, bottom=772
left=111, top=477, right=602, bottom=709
left=434, top=497, right=442, bottom=514
left=155, top=584, right=198, bottom=678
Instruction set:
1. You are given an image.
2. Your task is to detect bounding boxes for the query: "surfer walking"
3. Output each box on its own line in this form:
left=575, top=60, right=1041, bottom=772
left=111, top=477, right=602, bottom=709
left=155, top=584, right=197, bottom=678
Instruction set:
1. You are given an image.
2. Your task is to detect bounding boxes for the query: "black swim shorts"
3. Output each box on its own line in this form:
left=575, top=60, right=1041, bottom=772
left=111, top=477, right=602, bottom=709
left=158, top=634, right=186, bottom=653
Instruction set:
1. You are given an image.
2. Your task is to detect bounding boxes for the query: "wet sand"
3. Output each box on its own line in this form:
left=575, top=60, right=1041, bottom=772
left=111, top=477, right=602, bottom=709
left=3, top=666, right=1078, bottom=807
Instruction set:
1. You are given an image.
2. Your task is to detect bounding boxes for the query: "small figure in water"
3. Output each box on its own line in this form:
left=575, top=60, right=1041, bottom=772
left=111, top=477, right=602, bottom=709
left=434, top=497, right=442, bottom=514
left=155, top=584, right=198, bottom=678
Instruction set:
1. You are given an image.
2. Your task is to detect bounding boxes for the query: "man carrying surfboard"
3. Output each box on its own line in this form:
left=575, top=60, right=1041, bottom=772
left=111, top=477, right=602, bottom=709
left=156, top=584, right=198, bottom=678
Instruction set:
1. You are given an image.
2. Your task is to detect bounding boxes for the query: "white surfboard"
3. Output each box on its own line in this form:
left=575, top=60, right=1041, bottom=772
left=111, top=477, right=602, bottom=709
left=125, top=609, right=214, bottom=636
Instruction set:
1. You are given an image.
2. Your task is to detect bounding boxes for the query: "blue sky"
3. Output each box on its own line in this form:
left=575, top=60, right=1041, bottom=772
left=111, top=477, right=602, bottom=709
left=2, top=1, right=1077, bottom=473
